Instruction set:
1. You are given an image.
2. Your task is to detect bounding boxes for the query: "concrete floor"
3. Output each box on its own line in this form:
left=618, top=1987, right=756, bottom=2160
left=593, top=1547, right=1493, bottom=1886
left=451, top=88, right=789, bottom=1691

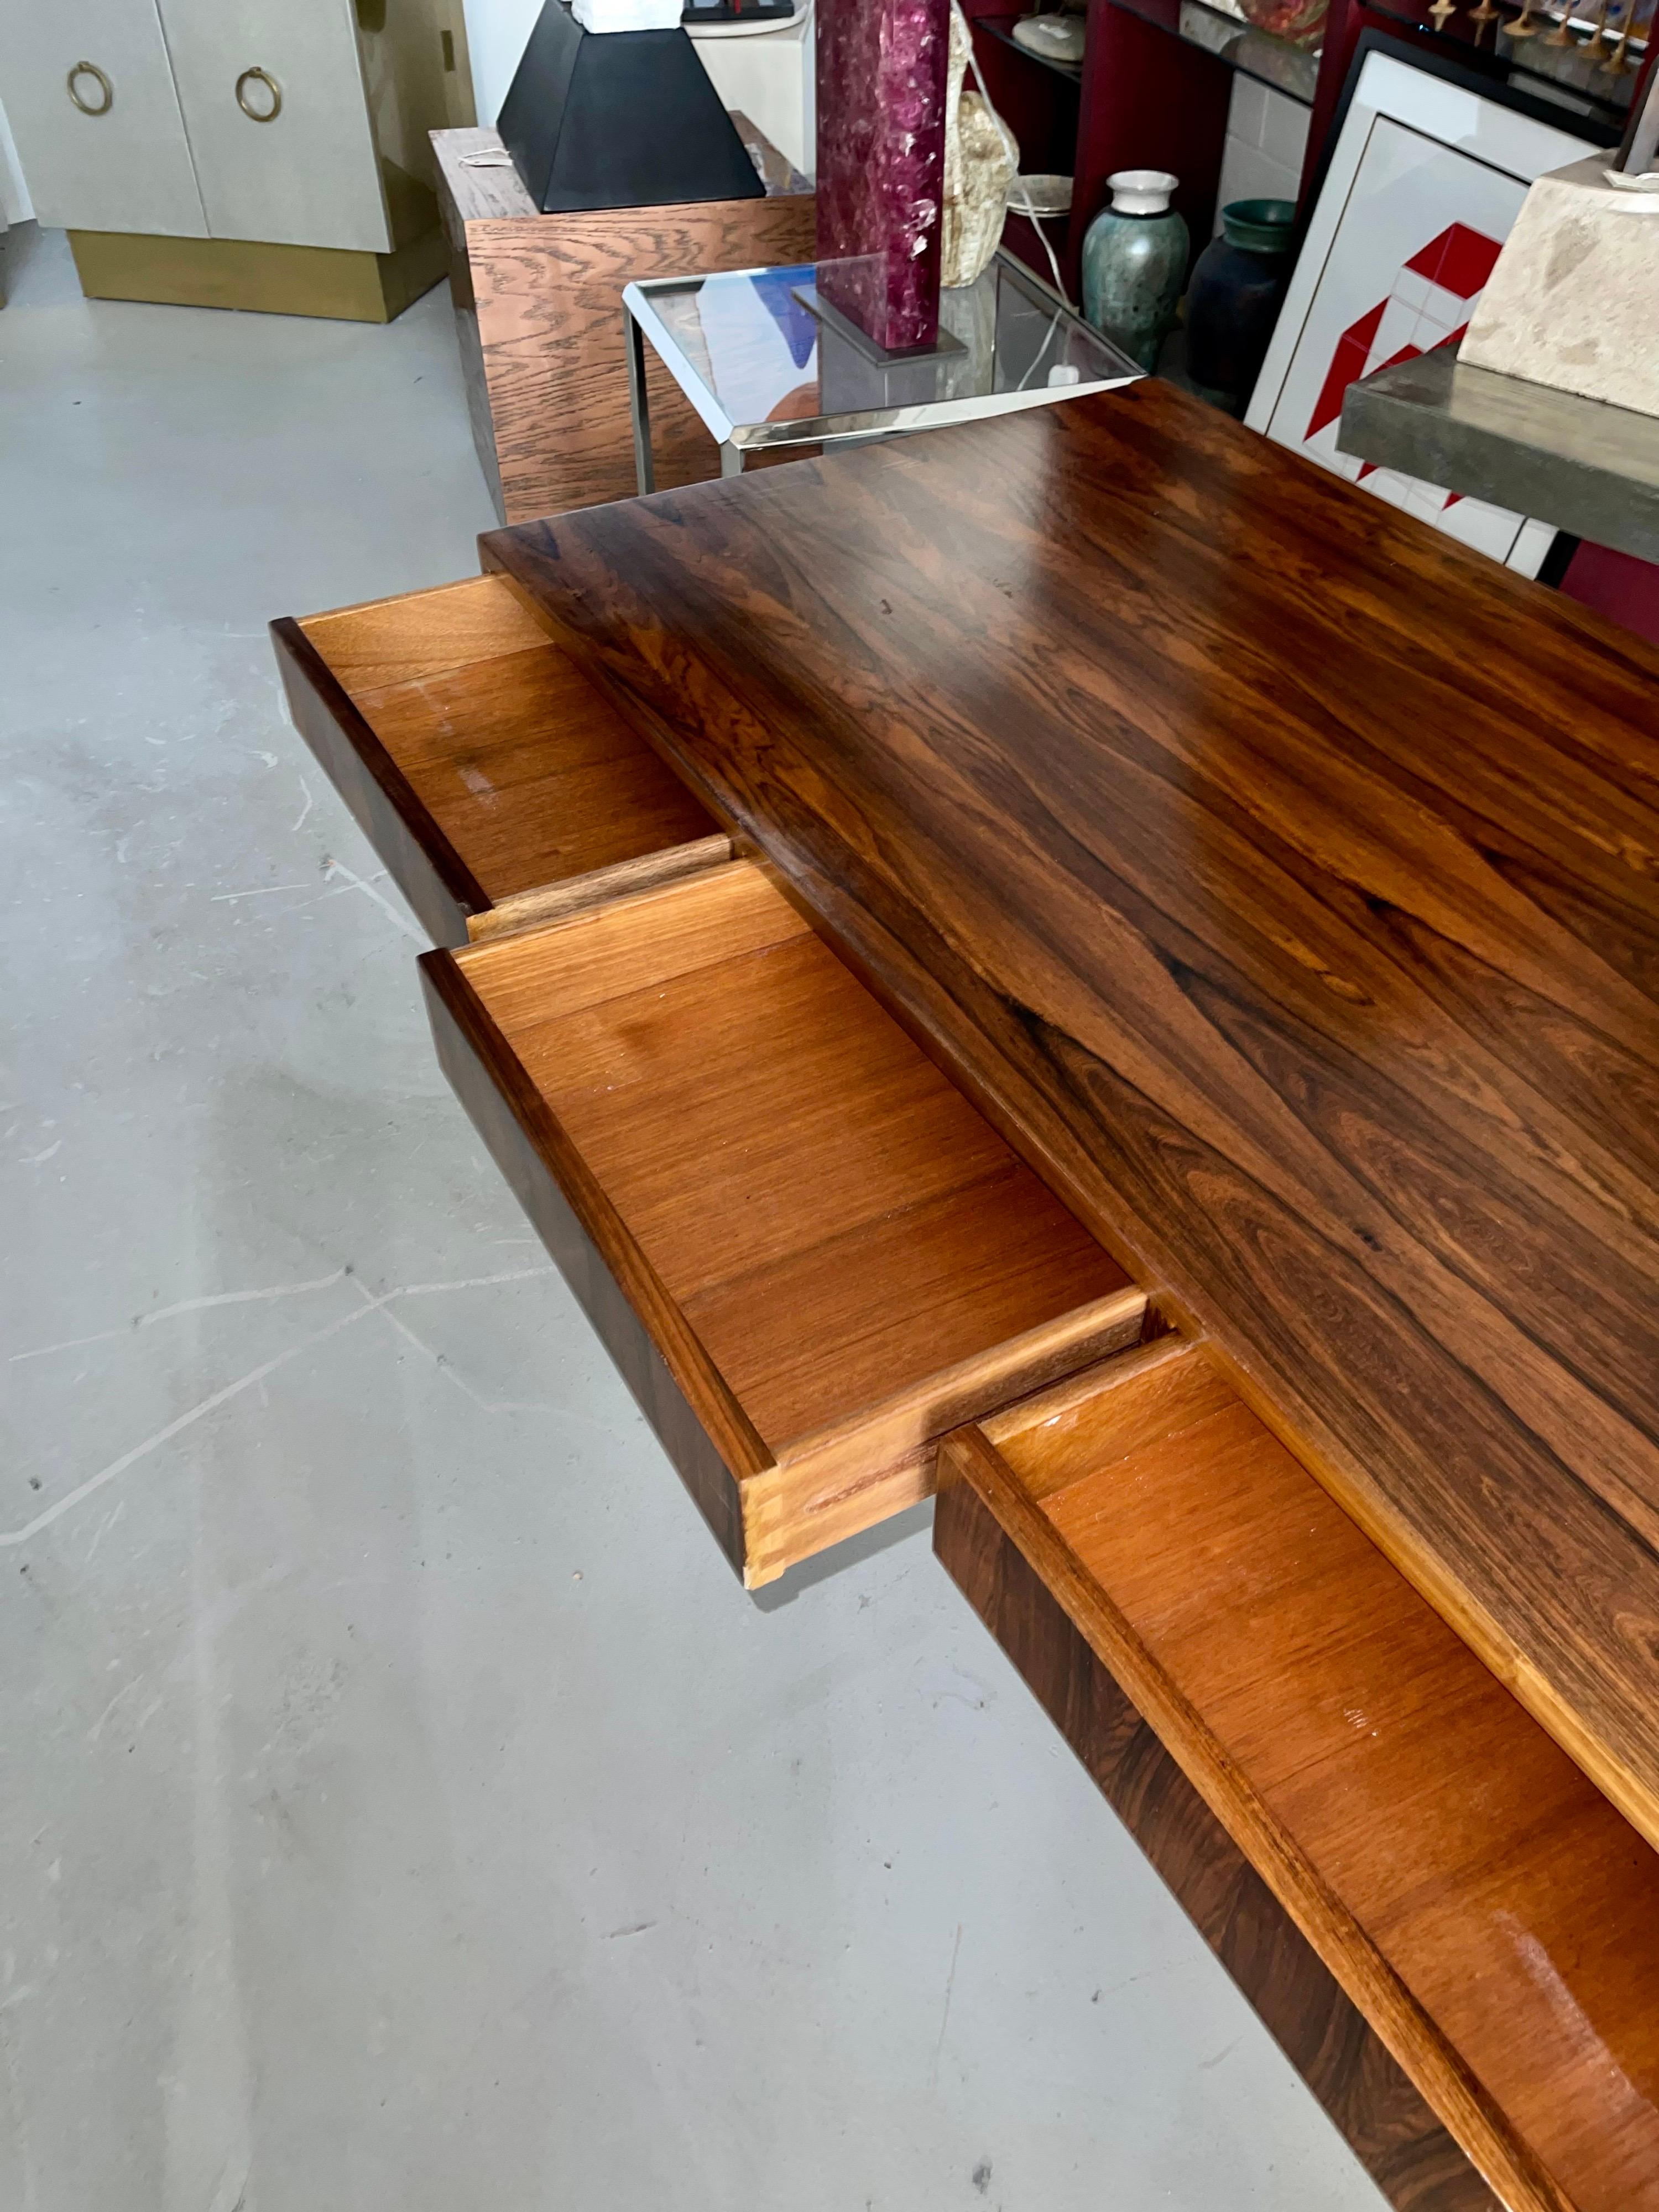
left=0, top=223, right=1387, bottom=2212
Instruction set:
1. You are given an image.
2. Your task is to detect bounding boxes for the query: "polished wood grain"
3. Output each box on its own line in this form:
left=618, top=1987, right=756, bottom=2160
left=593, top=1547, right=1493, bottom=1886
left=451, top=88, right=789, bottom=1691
left=935, top=1463, right=1498, bottom=2212
left=424, top=861, right=1149, bottom=1583
left=941, top=1338, right=1659, bottom=2212
left=275, top=576, right=726, bottom=945
left=274, top=613, right=481, bottom=946
left=425, top=947, right=748, bottom=1569
left=481, top=378, right=1659, bottom=1850
left=433, top=125, right=814, bottom=523
left=465, top=837, right=733, bottom=942
left=299, top=572, right=549, bottom=687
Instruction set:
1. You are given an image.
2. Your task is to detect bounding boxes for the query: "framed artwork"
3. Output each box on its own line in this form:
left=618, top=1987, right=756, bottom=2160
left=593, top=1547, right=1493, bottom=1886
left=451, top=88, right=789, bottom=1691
left=1245, top=40, right=1598, bottom=577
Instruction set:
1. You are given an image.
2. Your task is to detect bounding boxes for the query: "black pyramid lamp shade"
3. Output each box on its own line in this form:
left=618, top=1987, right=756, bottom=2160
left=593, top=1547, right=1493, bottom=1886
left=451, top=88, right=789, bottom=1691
left=497, top=0, right=765, bottom=213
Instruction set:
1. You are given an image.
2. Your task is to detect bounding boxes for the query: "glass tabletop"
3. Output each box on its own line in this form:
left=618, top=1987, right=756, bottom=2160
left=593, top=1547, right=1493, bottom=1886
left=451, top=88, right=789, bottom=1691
left=624, top=252, right=1141, bottom=455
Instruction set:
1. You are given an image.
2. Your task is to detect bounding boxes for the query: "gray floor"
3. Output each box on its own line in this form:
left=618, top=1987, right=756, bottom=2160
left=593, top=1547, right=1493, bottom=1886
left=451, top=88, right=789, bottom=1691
left=0, top=223, right=1386, bottom=2212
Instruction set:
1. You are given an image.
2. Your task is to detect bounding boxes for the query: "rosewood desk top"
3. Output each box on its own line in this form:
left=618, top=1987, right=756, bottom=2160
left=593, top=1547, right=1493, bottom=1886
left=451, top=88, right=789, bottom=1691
left=483, top=377, right=1659, bottom=1851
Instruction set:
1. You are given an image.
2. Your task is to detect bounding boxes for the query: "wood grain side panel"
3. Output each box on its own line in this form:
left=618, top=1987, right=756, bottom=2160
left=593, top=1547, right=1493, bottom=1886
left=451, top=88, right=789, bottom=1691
left=453, top=859, right=809, bottom=1031
left=421, top=950, right=750, bottom=1573
left=467, top=192, right=815, bottom=523
left=433, top=126, right=540, bottom=223
left=436, top=147, right=507, bottom=520
left=978, top=1332, right=1232, bottom=1493
left=742, top=1288, right=1156, bottom=1585
left=933, top=1474, right=1499, bottom=2212
left=270, top=615, right=481, bottom=947
left=298, top=574, right=549, bottom=691
left=346, top=639, right=723, bottom=905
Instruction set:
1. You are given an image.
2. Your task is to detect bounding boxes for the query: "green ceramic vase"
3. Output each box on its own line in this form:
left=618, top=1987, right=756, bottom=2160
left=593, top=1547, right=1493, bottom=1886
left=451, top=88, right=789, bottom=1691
left=1081, top=170, right=1190, bottom=373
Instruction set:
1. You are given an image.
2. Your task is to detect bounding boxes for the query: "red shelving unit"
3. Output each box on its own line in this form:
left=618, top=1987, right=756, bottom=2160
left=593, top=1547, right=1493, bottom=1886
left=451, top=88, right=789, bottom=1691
left=967, top=0, right=1647, bottom=304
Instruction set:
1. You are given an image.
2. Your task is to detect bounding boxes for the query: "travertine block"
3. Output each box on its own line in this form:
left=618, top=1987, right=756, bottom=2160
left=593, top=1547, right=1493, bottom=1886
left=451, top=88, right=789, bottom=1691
left=1460, top=155, right=1659, bottom=421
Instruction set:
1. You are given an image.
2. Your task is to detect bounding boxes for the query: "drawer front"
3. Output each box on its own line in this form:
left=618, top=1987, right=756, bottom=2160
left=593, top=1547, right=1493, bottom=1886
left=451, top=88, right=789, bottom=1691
left=938, top=1342, right=1659, bottom=2212
left=423, top=860, right=1154, bottom=1587
left=272, top=575, right=728, bottom=946
left=0, top=0, right=208, bottom=237
left=155, top=0, right=389, bottom=251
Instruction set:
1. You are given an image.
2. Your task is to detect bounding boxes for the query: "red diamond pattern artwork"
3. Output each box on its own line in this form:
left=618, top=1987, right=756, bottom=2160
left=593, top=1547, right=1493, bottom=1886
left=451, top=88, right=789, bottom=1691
left=1251, top=84, right=1594, bottom=577
left=1404, top=221, right=1502, bottom=298
left=1301, top=220, right=1499, bottom=521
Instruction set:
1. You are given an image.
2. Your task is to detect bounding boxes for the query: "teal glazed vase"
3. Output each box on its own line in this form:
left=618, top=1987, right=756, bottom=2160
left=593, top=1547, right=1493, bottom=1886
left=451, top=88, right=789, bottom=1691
left=1081, top=170, right=1190, bottom=373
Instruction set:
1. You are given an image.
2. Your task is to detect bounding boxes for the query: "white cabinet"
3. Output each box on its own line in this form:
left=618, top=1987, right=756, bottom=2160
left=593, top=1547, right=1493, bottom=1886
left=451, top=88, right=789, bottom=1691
left=0, top=0, right=207, bottom=237
left=0, top=0, right=473, bottom=251
left=158, top=0, right=390, bottom=252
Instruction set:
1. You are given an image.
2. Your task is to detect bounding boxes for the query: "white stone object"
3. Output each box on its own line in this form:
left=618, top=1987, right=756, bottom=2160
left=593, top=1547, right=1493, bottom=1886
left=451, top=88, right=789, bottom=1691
left=1011, top=12, right=1086, bottom=60
left=1460, top=154, right=1659, bottom=422
left=941, top=3, right=1016, bottom=289
left=573, top=0, right=685, bottom=26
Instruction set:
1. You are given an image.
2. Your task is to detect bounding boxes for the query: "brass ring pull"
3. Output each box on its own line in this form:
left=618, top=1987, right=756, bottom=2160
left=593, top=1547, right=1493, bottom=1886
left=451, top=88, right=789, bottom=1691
left=67, top=61, right=114, bottom=116
left=235, top=66, right=282, bottom=122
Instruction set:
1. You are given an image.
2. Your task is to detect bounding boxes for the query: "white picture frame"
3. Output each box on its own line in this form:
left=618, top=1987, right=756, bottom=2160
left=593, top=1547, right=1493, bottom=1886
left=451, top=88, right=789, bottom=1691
left=1245, top=46, right=1595, bottom=577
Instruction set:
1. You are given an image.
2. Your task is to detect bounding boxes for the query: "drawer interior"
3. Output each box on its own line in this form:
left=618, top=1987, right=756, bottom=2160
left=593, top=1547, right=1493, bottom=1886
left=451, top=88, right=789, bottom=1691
left=939, top=1340, right=1659, bottom=2212
left=276, top=575, right=726, bottom=942
left=426, top=861, right=1151, bottom=1584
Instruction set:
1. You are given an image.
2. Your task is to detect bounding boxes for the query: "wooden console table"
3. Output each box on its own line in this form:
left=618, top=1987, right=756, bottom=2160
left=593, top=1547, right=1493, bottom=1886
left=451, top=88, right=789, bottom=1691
left=432, top=122, right=812, bottom=524
left=275, top=379, right=1659, bottom=2208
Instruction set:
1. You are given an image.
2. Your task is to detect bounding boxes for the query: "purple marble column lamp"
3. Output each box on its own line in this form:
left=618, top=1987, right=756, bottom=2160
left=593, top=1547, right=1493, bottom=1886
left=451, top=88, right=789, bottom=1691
left=815, top=0, right=950, bottom=354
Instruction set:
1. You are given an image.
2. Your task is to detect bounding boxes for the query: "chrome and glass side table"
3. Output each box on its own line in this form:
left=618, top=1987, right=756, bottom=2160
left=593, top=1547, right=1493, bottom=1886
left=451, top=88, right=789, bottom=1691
left=622, top=250, right=1141, bottom=493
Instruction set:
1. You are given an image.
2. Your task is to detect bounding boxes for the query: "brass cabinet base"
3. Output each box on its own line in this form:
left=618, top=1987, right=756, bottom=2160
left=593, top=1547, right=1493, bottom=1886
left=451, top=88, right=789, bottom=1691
left=67, top=226, right=448, bottom=324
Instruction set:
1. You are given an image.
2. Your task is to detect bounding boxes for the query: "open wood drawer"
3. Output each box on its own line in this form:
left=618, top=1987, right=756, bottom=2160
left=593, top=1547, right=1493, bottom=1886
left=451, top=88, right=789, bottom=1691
left=272, top=574, right=729, bottom=946
left=422, top=859, right=1156, bottom=1587
left=937, top=1338, right=1659, bottom=2212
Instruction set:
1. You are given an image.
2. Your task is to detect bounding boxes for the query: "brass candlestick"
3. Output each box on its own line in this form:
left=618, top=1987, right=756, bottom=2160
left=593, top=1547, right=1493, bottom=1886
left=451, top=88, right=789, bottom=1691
left=1542, top=1, right=1578, bottom=41
left=1428, top=0, right=1457, bottom=27
left=1469, top=0, right=1499, bottom=25
left=1506, top=0, right=1542, bottom=34
left=1601, top=0, right=1636, bottom=65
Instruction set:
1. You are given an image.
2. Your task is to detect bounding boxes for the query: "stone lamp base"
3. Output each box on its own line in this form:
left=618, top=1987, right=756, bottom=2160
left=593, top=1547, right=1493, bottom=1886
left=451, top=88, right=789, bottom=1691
left=1460, top=155, right=1659, bottom=422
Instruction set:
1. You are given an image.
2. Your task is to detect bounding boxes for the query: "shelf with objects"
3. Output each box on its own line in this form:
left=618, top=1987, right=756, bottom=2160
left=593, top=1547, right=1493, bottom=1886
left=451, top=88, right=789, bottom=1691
left=974, top=12, right=1088, bottom=81
left=957, top=1, right=1090, bottom=288
left=960, top=0, right=1296, bottom=298
left=966, top=0, right=1644, bottom=312
left=1089, top=0, right=1321, bottom=103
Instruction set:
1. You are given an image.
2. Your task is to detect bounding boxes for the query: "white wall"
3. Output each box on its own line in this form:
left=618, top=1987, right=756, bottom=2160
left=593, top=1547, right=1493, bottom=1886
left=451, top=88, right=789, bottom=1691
left=0, top=94, right=34, bottom=225
left=1214, top=77, right=1307, bottom=231
left=461, top=0, right=545, bottom=123
left=461, top=0, right=811, bottom=174
left=688, top=13, right=812, bottom=174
